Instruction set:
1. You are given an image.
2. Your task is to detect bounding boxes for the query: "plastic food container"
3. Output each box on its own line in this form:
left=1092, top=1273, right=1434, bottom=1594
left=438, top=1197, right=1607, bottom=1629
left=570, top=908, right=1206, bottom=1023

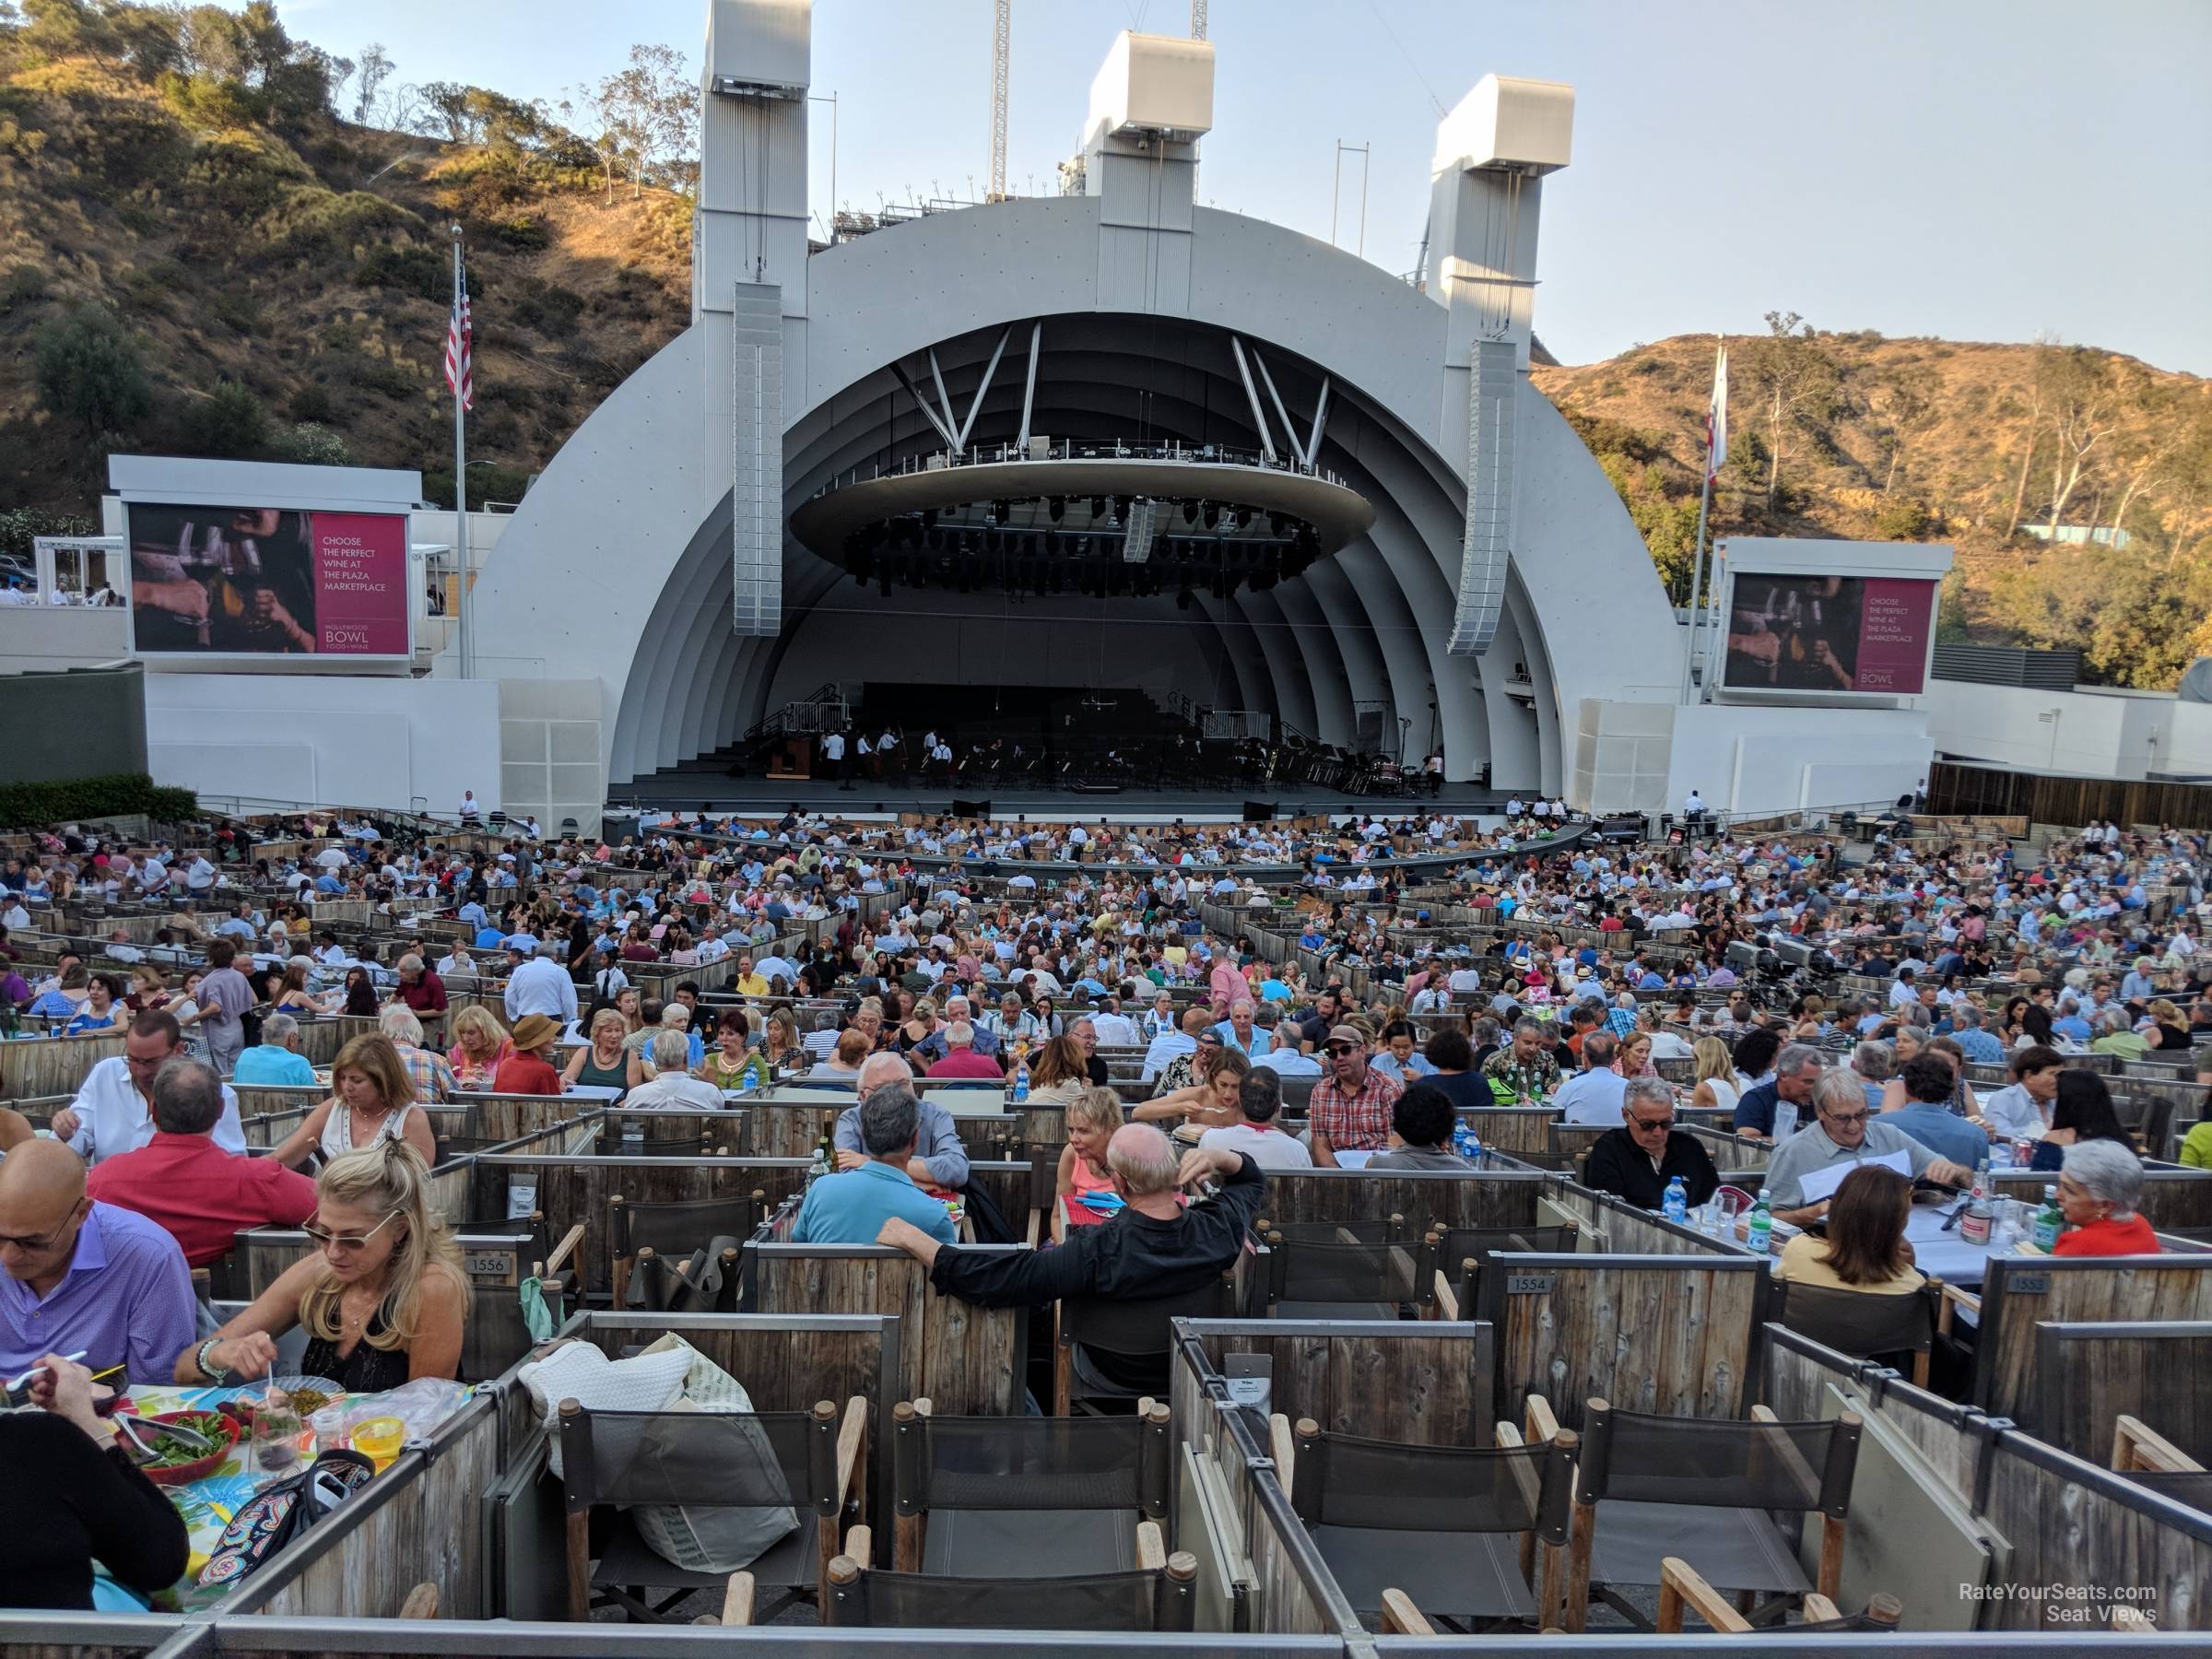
left=349, top=1415, right=405, bottom=1470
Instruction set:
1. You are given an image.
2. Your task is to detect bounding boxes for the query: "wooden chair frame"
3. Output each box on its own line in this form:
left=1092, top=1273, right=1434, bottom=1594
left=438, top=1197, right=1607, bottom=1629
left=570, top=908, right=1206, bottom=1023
left=559, top=1392, right=867, bottom=1622
left=1553, top=1393, right=1858, bottom=1633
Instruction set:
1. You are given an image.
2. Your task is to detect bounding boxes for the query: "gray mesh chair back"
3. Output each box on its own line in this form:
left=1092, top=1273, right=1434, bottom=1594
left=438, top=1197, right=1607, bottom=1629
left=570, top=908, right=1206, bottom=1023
left=1055, top=1273, right=1232, bottom=1410
left=823, top=1560, right=1196, bottom=1631
left=1262, top=1231, right=1435, bottom=1321
left=613, top=1191, right=765, bottom=1260
left=1577, top=1403, right=1861, bottom=1516
left=557, top=1399, right=843, bottom=1620
left=1772, top=1279, right=1938, bottom=1369
left=894, top=1406, right=1172, bottom=1578
left=612, top=1191, right=763, bottom=1306
left=1252, top=1216, right=1409, bottom=1245
left=1289, top=1420, right=1575, bottom=1625
left=1433, top=1223, right=1580, bottom=1316
left=1560, top=1400, right=1865, bottom=1631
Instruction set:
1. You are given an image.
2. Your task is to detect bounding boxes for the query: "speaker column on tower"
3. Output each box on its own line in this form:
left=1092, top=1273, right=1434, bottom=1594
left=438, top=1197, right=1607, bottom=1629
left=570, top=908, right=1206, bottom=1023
left=950, top=798, right=992, bottom=818
left=1242, top=800, right=1278, bottom=823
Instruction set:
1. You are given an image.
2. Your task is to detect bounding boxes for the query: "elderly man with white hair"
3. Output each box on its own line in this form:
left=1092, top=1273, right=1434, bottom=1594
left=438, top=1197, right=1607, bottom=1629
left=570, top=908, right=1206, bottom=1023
left=941, top=994, right=998, bottom=1057
left=377, top=1004, right=457, bottom=1103
left=831, top=1053, right=970, bottom=1192
left=625, top=1031, right=726, bottom=1109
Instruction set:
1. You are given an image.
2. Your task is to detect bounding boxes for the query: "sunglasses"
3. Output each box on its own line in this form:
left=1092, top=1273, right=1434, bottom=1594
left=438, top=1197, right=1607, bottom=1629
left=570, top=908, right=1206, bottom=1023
left=1630, top=1117, right=1676, bottom=1133
left=1822, top=1110, right=1870, bottom=1127
left=302, top=1211, right=403, bottom=1253
left=1324, top=1042, right=1359, bottom=1056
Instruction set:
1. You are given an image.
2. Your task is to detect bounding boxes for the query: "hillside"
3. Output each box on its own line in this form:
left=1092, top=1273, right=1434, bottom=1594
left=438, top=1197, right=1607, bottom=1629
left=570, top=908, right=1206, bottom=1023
left=1533, top=329, right=2212, bottom=686
left=3, top=9, right=2207, bottom=688
left=0, top=12, right=692, bottom=529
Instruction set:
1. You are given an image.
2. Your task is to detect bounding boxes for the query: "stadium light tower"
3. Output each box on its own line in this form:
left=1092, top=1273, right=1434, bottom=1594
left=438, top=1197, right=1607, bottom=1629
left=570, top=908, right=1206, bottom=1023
left=989, top=0, right=1010, bottom=201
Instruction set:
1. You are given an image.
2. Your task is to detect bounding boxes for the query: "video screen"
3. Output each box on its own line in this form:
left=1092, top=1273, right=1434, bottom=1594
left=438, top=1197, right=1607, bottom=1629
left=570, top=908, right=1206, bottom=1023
left=124, top=503, right=408, bottom=657
left=1721, top=574, right=1935, bottom=695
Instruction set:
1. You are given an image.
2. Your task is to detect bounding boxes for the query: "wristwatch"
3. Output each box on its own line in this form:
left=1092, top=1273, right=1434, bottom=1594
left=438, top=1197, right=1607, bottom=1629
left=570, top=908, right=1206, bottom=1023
left=195, top=1336, right=232, bottom=1383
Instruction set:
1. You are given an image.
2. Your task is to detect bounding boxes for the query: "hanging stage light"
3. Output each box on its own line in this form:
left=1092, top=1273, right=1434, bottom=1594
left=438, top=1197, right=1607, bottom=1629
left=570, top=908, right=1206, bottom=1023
left=1202, top=502, right=1219, bottom=529
left=1049, top=496, right=1065, bottom=522
left=1181, top=499, right=1199, bottom=525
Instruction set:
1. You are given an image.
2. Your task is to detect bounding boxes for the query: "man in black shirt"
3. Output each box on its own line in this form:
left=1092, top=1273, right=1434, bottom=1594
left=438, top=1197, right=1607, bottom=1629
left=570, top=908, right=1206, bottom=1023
left=1584, top=1078, right=1720, bottom=1212
left=877, top=1129, right=1261, bottom=1394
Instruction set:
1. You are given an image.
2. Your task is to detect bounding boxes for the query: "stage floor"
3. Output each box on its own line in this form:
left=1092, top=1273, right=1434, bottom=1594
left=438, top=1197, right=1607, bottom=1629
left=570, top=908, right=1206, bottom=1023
left=612, top=767, right=1510, bottom=822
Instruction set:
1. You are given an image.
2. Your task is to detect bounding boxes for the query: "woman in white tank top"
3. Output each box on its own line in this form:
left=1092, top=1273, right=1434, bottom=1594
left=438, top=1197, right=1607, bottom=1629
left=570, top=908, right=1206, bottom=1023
left=1688, top=1035, right=1742, bottom=1114
left=268, top=1033, right=437, bottom=1171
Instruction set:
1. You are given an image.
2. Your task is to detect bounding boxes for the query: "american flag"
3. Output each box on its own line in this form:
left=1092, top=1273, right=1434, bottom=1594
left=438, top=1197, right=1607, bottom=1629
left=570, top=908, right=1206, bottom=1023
left=443, top=276, right=474, bottom=412
left=1704, top=340, right=1728, bottom=486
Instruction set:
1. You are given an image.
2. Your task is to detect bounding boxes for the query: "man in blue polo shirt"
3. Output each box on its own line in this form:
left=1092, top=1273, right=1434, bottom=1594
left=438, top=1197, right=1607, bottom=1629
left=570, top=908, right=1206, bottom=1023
left=792, top=1085, right=957, bottom=1245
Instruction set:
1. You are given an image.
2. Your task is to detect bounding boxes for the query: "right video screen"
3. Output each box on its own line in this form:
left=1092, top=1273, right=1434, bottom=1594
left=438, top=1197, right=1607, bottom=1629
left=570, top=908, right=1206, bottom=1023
left=1720, top=573, right=1936, bottom=695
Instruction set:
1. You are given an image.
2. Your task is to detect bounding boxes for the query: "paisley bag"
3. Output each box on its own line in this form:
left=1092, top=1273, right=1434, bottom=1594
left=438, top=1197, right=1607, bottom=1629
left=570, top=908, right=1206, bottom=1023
left=195, top=1449, right=376, bottom=1589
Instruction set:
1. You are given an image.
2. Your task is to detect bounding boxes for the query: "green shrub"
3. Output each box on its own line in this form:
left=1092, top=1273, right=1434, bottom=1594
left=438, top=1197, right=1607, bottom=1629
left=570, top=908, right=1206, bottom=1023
left=182, top=381, right=270, bottom=457
left=268, top=187, right=420, bottom=257
left=348, top=357, right=418, bottom=399
left=289, top=382, right=337, bottom=423
left=490, top=213, right=549, bottom=251
left=352, top=243, right=472, bottom=304
left=0, top=774, right=199, bottom=830
left=1875, top=497, right=1935, bottom=540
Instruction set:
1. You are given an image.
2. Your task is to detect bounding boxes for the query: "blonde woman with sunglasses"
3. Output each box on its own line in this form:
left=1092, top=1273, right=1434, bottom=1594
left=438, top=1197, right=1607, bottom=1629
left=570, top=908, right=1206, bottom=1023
left=174, top=1141, right=467, bottom=1393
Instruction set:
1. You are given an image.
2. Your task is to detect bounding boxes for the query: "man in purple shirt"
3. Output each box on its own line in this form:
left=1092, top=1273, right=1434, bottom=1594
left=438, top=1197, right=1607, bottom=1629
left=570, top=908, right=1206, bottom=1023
left=0, top=1141, right=194, bottom=1383
left=195, top=937, right=254, bottom=1077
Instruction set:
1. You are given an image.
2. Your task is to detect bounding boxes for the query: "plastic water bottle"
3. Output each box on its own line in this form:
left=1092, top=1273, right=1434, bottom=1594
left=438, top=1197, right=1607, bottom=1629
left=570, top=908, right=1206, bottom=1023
left=1990, top=1139, right=2015, bottom=1172
left=1663, top=1176, right=1688, bottom=1226
left=1960, top=1178, right=1993, bottom=1246
left=1746, top=1194, right=1772, bottom=1255
left=2032, top=1184, right=2063, bottom=1252
left=1012, top=1057, right=1030, bottom=1104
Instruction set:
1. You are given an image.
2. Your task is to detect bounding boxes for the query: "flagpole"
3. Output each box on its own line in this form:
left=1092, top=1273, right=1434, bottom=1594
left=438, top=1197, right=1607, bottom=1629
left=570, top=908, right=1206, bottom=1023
left=1679, top=335, right=1724, bottom=705
left=1679, top=459, right=1715, bottom=704
left=451, top=221, right=472, bottom=681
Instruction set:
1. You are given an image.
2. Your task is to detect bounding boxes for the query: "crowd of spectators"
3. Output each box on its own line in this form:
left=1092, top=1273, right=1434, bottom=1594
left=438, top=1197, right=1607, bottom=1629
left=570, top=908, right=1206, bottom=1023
left=1, top=800, right=2205, bottom=1596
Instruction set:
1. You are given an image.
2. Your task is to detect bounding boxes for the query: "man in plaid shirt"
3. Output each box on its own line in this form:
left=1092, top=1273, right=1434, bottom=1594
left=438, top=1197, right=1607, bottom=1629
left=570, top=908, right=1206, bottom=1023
left=1604, top=993, right=1641, bottom=1042
left=1309, top=1025, right=1402, bottom=1166
left=379, top=1006, right=456, bottom=1103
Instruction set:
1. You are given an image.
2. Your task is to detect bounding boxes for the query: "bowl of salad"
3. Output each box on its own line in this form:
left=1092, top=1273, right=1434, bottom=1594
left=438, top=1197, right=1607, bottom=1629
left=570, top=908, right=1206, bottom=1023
left=133, top=1408, right=241, bottom=1487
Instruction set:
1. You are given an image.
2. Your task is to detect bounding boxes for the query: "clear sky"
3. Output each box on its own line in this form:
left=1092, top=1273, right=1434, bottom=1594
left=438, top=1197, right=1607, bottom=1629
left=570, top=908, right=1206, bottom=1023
left=258, top=0, right=2212, bottom=373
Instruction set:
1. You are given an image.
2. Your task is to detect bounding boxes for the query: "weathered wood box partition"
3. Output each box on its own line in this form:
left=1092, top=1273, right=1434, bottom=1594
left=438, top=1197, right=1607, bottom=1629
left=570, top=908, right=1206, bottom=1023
left=1993, top=1168, right=2212, bottom=1239
left=0, top=1029, right=124, bottom=1101
left=1765, top=1325, right=2212, bottom=1632
left=1249, top=1169, right=1549, bottom=1237
left=467, top=1152, right=812, bottom=1294
left=222, top=1388, right=504, bottom=1620
left=1169, top=1323, right=1359, bottom=1638
left=0, top=1613, right=182, bottom=1658
left=1482, top=1241, right=1771, bottom=1433
left=1181, top=1317, right=1497, bottom=1448
left=1972, top=1253, right=2212, bottom=1434
left=741, top=1241, right=1027, bottom=1416
left=2030, top=1320, right=2212, bottom=1465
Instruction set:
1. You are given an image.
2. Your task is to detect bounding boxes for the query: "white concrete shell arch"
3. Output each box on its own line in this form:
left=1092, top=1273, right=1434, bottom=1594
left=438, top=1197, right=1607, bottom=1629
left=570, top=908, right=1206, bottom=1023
left=466, top=195, right=1681, bottom=793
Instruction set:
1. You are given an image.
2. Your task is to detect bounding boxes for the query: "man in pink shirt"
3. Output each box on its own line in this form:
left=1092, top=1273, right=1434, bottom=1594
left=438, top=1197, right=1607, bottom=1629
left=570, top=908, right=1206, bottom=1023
left=924, top=1023, right=1006, bottom=1080
left=1208, top=948, right=1246, bottom=1017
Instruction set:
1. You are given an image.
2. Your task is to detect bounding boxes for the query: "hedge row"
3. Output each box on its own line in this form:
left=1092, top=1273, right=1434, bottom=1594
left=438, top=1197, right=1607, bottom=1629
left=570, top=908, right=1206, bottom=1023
left=0, top=773, right=201, bottom=831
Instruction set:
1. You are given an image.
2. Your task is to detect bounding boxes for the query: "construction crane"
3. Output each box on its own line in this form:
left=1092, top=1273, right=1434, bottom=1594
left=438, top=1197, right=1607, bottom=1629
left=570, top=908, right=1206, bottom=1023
left=1191, top=0, right=1206, bottom=40
left=988, top=0, right=1010, bottom=202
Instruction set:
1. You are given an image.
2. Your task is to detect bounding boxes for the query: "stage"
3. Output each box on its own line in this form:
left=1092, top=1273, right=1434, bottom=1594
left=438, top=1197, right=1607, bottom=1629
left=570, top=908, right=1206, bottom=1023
left=610, top=762, right=1512, bottom=823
